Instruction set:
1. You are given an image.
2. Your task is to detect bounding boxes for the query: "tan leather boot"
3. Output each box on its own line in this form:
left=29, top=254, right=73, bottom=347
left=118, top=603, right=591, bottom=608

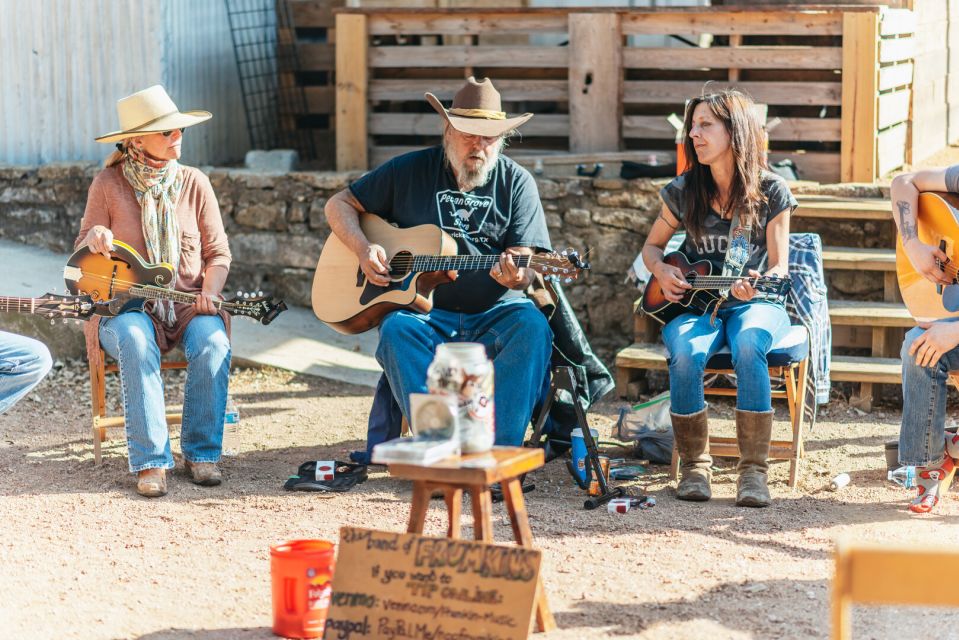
left=736, top=409, right=773, bottom=507
left=136, top=468, right=167, bottom=498
left=671, top=407, right=712, bottom=501
left=185, top=460, right=222, bottom=486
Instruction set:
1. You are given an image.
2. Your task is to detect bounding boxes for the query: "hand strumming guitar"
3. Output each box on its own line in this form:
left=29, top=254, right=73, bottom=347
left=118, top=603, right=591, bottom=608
left=359, top=242, right=391, bottom=287
left=903, top=238, right=952, bottom=287
left=651, top=260, right=692, bottom=302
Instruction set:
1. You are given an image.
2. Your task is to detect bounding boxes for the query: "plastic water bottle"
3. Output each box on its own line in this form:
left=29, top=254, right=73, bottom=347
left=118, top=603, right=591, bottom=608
left=222, top=395, right=240, bottom=456
left=888, top=465, right=916, bottom=489
left=828, top=473, right=850, bottom=491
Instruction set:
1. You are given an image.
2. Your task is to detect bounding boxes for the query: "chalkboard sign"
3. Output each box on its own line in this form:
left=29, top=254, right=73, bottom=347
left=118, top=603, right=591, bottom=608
left=324, top=527, right=542, bottom=640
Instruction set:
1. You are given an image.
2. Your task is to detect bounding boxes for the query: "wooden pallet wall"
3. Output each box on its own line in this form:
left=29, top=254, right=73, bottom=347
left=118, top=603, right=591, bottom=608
left=328, top=6, right=915, bottom=182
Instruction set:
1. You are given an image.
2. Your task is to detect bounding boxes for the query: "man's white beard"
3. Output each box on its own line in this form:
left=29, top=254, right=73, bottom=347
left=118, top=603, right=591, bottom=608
left=444, top=134, right=502, bottom=192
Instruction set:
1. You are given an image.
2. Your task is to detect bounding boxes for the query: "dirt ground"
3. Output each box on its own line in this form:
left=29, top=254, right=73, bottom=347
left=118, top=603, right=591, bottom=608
left=3, top=361, right=959, bottom=640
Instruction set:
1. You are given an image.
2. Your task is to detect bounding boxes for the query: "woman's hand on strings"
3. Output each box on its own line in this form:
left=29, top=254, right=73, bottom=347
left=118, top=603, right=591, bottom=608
left=653, top=262, right=691, bottom=302
left=84, top=225, right=114, bottom=258
left=731, top=269, right=762, bottom=302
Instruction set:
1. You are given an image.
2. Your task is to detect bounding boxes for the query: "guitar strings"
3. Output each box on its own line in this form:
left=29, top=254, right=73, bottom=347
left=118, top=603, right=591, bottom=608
left=66, top=270, right=249, bottom=308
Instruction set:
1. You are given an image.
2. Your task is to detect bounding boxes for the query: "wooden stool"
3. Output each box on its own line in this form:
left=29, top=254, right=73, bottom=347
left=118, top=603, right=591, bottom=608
left=387, top=447, right=556, bottom=634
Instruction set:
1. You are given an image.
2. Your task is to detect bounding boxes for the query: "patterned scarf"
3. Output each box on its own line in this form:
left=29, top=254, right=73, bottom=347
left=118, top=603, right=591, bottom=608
left=122, top=145, right=183, bottom=325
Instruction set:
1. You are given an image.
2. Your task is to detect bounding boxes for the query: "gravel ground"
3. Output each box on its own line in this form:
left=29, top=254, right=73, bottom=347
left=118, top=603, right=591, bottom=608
left=2, top=361, right=959, bottom=640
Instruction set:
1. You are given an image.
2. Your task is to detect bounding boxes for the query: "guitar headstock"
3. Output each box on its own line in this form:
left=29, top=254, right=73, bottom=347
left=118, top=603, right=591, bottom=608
left=227, top=291, right=288, bottom=325
left=757, top=275, right=792, bottom=297
left=32, top=293, right=97, bottom=320
left=530, top=249, right=590, bottom=283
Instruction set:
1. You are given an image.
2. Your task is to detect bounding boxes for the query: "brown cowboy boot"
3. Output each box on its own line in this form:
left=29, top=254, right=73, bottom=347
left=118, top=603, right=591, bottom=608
left=671, top=407, right=712, bottom=501
left=136, top=468, right=167, bottom=498
left=736, top=409, right=773, bottom=507
left=185, top=460, right=222, bottom=487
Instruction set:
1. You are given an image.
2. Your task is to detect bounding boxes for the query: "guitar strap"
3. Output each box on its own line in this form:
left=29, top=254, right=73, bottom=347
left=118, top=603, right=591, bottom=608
left=709, top=208, right=751, bottom=325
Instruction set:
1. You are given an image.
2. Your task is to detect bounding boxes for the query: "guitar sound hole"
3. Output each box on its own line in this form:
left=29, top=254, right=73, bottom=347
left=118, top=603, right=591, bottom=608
left=389, top=251, right=413, bottom=280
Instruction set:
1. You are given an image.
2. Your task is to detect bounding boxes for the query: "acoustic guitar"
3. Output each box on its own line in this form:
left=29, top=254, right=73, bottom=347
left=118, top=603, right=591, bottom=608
left=311, top=213, right=587, bottom=334
left=895, top=191, right=959, bottom=322
left=63, top=240, right=287, bottom=325
left=1, top=293, right=97, bottom=321
left=640, top=251, right=791, bottom=325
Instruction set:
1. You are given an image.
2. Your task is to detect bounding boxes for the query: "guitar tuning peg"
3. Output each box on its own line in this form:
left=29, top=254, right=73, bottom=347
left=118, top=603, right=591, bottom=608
left=257, top=290, right=263, bottom=297
left=564, top=277, right=573, bottom=284
left=551, top=267, right=558, bottom=273
left=50, top=319, right=55, bottom=326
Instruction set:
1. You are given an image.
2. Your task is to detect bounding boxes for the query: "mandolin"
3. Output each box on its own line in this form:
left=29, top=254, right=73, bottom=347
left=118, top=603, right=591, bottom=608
left=63, top=240, right=287, bottom=325
left=0, top=293, right=97, bottom=321
left=640, top=251, right=791, bottom=325
left=895, top=191, right=959, bottom=322
left=311, top=213, right=587, bottom=334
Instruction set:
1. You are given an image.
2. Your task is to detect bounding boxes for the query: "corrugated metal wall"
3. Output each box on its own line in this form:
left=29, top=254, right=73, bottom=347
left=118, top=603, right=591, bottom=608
left=0, top=0, right=252, bottom=166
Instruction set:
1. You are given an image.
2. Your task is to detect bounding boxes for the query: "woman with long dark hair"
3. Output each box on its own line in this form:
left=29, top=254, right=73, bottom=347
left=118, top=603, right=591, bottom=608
left=641, top=90, right=797, bottom=507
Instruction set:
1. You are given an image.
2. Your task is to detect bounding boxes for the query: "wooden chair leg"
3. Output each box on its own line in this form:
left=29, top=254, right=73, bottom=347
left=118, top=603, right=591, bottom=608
left=93, top=426, right=102, bottom=466
left=670, top=445, right=680, bottom=483
left=502, top=478, right=556, bottom=633
left=786, top=358, right=809, bottom=489
left=444, top=488, right=462, bottom=539
left=407, top=481, right=431, bottom=534
left=468, top=487, right=493, bottom=542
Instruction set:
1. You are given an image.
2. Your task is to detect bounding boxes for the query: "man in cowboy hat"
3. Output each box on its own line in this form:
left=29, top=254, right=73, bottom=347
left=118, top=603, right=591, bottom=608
left=325, top=76, right=553, bottom=447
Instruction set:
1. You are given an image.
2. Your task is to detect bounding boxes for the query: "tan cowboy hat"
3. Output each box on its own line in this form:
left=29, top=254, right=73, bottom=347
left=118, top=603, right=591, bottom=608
left=95, top=85, right=212, bottom=143
left=426, top=77, right=532, bottom=137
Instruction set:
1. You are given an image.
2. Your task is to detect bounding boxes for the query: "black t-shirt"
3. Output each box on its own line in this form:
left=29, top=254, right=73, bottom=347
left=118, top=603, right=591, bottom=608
left=659, top=170, right=798, bottom=274
left=348, top=146, right=551, bottom=314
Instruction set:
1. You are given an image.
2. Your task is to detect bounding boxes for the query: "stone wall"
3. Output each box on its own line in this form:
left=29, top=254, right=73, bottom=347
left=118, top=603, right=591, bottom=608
left=0, top=163, right=889, bottom=359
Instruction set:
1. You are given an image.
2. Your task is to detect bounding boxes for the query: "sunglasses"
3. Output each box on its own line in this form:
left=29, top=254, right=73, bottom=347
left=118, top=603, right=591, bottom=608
left=161, top=128, right=185, bottom=137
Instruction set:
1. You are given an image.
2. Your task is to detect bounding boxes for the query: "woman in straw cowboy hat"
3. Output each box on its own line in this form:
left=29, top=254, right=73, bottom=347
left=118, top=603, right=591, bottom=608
left=75, top=85, right=232, bottom=498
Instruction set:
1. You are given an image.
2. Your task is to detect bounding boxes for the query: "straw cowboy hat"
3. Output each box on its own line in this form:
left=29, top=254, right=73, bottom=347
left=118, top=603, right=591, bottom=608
left=425, top=77, right=532, bottom=138
left=95, top=85, right=212, bottom=143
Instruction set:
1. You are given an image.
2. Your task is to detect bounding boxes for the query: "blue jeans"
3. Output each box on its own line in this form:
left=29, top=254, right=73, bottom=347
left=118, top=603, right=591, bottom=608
left=662, top=301, right=791, bottom=415
left=99, top=311, right=231, bottom=473
left=899, top=324, right=959, bottom=467
left=375, top=297, right=553, bottom=447
left=0, top=331, right=53, bottom=414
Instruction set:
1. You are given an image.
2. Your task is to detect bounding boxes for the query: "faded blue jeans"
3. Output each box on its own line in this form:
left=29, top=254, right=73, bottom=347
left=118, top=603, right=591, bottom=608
left=375, top=297, right=553, bottom=447
left=99, top=311, right=231, bottom=473
left=0, top=331, right=53, bottom=414
left=663, top=301, right=791, bottom=415
left=899, top=324, right=959, bottom=467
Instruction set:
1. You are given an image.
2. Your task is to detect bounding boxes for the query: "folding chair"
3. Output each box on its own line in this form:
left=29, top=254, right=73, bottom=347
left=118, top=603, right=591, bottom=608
left=832, top=541, right=959, bottom=639
left=667, top=324, right=810, bottom=488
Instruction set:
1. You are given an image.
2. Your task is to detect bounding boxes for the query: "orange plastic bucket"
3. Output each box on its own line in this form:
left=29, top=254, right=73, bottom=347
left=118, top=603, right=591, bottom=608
left=270, top=539, right=335, bottom=639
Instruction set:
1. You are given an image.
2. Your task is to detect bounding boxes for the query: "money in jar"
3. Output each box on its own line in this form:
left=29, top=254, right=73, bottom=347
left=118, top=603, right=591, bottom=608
left=426, top=342, right=495, bottom=453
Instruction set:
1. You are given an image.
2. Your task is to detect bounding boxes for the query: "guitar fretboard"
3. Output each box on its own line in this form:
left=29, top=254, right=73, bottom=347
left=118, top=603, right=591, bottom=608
left=686, top=276, right=785, bottom=290
left=129, top=286, right=243, bottom=312
left=0, top=296, right=40, bottom=314
left=392, top=255, right=534, bottom=272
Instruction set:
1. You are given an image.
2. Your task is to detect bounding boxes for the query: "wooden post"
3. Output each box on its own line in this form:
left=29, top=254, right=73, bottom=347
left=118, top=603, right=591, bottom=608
left=336, top=13, right=368, bottom=171
left=840, top=11, right=880, bottom=182
left=568, top=13, right=623, bottom=153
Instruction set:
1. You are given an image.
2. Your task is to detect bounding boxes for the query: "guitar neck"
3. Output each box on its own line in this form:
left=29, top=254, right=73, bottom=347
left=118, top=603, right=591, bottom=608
left=129, top=286, right=240, bottom=314
left=399, top=254, right=532, bottom=272
left=0, top=296, right=44, bottom=314
left=687, top=275, right=781, bottom=290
